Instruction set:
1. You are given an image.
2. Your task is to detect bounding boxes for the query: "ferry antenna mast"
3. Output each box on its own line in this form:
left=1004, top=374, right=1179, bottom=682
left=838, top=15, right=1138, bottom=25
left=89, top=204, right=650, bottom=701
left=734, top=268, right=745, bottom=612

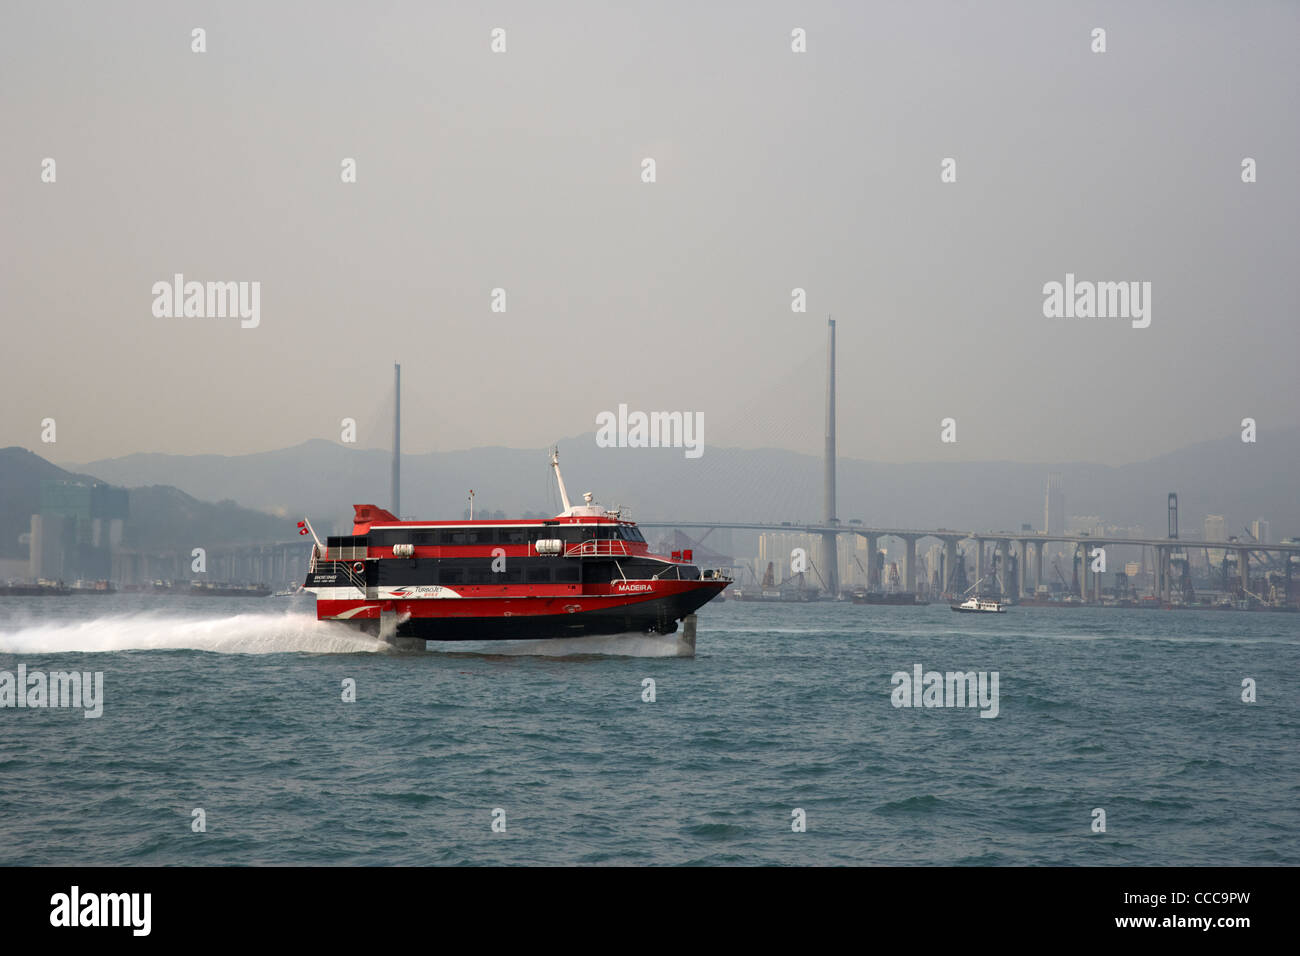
left=392, top=362, right=401, bottom=519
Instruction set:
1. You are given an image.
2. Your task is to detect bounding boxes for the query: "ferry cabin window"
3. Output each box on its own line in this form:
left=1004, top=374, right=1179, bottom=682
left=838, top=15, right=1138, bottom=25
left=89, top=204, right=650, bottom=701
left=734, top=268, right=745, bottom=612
left=554, top=566, right=580, bottom=583
left=526, top=567, right=551, bottom=583
left=560, top=526, right=617, bottom=543
left=498, top=529, right=528, bottom=545
left=615, top=559, right=664, bottom=580
left=464, top=564, right=523, bottom=584
left=440, top=568, right=464, bottom=584
left=371, top=530, right=449, bottom=547
left=438, top=529, right=493, bottom=546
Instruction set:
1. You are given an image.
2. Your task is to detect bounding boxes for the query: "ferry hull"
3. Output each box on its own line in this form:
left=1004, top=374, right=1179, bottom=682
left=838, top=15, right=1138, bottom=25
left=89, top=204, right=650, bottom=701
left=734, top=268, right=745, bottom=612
left=316, top=582, right=727, bottom=641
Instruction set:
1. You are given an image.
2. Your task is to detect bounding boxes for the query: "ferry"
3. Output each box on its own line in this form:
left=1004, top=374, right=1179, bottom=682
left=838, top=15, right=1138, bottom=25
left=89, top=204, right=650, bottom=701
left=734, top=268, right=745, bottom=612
left=301, top=452, right=731, bottom=641
left=951, top=597, right=1006, bottom=613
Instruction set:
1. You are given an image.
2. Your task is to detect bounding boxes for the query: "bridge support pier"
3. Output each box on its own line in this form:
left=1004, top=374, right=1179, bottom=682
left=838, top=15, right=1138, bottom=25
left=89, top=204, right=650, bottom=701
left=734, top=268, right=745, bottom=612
left=998, top=539, right=1011, bottom=600
left=865, top=534, right=879, bottom=590
left=903, top=536, right=918, bottom=594
left=821, top=531, right=839, bottom=597
left=944, top=538, right=959, bottom=595
left=1078, top=542, right=1089, bottom=602
left=974, top=539, right=985, bottom=596
left=1017, top=540, right=1029, bottom=599
left=1092, top=543, right=1103, bottom=603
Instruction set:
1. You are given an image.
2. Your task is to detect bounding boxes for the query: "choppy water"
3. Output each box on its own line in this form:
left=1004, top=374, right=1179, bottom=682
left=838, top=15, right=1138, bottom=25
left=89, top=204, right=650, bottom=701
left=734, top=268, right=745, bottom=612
left=1, top=595, right=1297, bottom=865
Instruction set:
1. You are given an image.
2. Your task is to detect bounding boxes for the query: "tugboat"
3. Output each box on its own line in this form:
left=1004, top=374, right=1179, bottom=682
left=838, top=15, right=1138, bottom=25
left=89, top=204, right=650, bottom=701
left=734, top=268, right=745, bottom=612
left=951, top=596, right=1006, bottom=613
left=301, top=451, right=731, bottom=641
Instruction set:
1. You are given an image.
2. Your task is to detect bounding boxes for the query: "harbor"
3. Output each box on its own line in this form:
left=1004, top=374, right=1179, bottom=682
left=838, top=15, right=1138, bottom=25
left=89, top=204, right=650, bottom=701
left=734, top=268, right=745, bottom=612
left=641, top=322, right=1299, bottom=613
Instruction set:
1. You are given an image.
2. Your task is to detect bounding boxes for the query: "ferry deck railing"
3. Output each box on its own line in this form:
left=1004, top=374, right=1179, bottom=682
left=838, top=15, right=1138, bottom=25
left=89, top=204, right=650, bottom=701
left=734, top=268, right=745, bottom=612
left=309, top=544, right=368, bottom=594
left=564, top=539, right=633, bottom=558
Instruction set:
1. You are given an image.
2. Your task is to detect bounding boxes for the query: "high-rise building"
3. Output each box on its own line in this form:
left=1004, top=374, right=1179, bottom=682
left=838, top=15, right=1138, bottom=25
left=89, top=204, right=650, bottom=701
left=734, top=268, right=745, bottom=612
left=1044, top=473, right=1064, bottom=536
left=1204, top=515, right=1226, bottom=564
left=28, top=480, right=128, bottom=583
left=837, top=535, right=862, bottom=591
left=1251, top=519, right=1269, bottom=545
left=1068, top=515, right=1104, bottom=537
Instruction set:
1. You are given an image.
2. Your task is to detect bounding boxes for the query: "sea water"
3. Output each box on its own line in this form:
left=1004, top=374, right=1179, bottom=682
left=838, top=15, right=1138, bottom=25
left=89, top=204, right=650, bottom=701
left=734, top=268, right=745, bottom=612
left=1, top=595, right=1296, bottom=865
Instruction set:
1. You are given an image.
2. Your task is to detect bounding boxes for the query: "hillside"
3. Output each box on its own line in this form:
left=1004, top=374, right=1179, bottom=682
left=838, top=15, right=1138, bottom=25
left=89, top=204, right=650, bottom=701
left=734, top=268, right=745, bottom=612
left=0, top=447, right=296, bottom=558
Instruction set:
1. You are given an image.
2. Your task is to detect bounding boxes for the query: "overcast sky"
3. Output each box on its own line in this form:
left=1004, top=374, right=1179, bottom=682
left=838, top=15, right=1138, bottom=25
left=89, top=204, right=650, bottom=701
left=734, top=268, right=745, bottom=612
left=2, top=0, right=1296, bottom=466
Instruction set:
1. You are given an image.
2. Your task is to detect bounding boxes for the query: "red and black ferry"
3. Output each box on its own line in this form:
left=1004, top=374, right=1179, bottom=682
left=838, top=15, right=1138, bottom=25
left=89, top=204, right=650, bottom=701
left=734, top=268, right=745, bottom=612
left=301, top=452, right=730, bottom=641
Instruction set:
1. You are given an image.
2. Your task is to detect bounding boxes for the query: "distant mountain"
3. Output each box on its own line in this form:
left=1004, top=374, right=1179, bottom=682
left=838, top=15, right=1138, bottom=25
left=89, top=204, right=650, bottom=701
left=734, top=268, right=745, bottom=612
left=65, top=426, right=1300, bottom=541
left=0, top=446, right=296, bottom=559
left=119, top=486, right=297, bottom=551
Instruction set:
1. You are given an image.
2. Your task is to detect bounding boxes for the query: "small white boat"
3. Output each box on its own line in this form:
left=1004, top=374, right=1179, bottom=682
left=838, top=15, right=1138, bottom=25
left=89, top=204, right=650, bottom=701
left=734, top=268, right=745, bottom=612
left=951, top=597, right=1006, bottom=613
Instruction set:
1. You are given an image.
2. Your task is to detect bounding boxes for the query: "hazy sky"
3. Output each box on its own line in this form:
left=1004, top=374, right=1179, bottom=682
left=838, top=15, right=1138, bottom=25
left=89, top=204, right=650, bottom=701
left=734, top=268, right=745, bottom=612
left=3, top=1, right=1297, bottom=466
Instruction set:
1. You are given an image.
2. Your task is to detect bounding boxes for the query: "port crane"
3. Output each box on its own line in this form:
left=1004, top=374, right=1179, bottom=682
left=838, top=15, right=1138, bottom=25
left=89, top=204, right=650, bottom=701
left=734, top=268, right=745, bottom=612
left=1053, top=559, right=1070, bottom=594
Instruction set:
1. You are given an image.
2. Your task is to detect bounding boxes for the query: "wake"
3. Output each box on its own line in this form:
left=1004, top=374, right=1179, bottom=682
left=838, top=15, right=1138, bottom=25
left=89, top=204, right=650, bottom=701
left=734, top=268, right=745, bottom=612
left=0, top=611, right=386, bottom=655
left=0, top=612, right=698, bottom=658
left=431, top=632, right=695, bottom=658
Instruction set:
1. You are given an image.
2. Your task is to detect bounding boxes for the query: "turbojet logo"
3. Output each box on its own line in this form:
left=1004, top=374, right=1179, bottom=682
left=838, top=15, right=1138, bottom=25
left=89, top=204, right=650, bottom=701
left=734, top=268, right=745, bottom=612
left=891, top=664, right=999, bottom=718
left=1042, top=273, right=1151, bottom=328
left=595, top=404, right=704, bottom=459
left=151, top=273, right=260, bottom=328
left=0, top=665, right=103, bottom=718
left=50, top=886, right=150, bottom=936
